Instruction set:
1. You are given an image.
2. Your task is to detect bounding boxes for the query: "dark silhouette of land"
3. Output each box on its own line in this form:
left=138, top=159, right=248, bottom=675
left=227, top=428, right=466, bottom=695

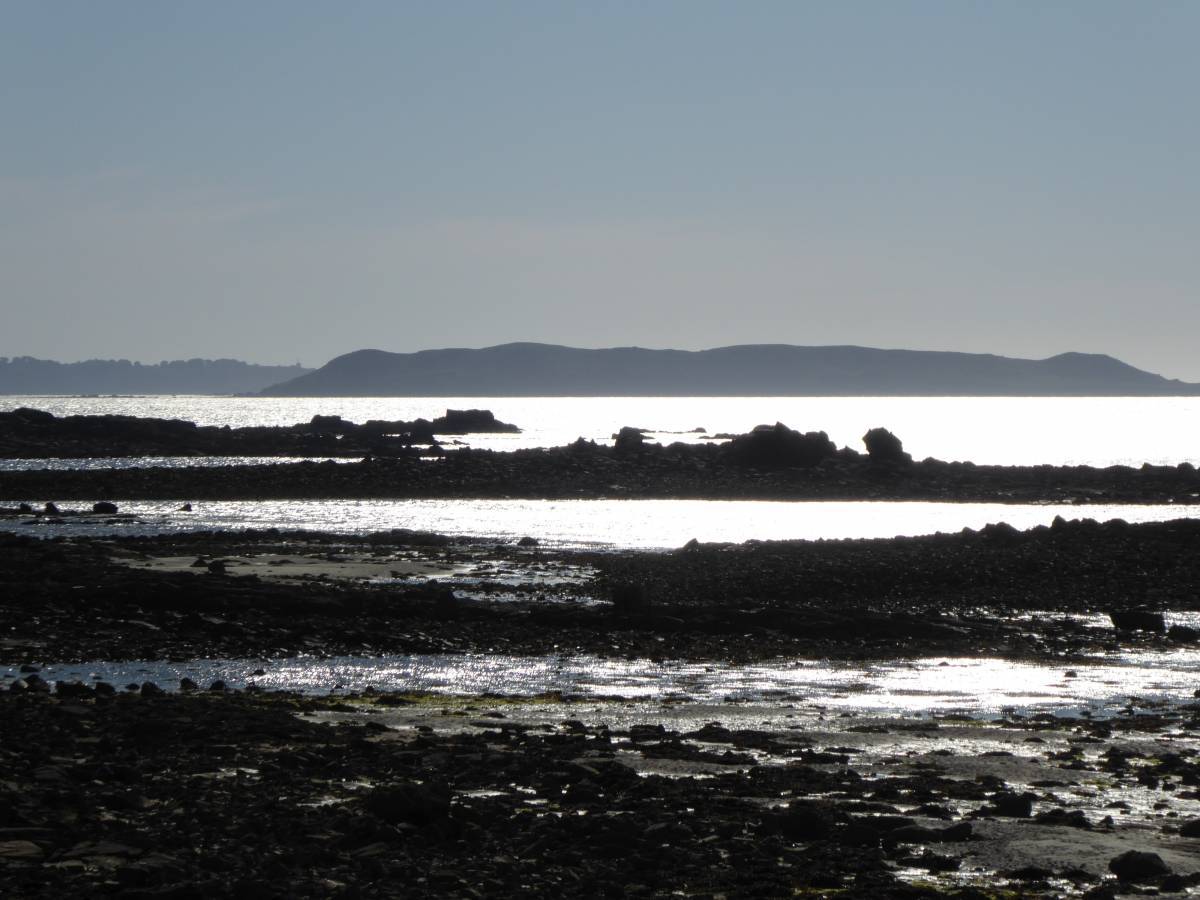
left=0, top=356, right=312, bottom=395
left=0, top=408, right=517, bottom=459
left=258, top=343, right=1200, bottom=396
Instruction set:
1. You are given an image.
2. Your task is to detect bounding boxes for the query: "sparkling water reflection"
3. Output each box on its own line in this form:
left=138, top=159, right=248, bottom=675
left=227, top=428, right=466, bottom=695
left=0, top=456, right=363, bottom=471
left=14, top=652, right=1200, bottom=717
left=4, top=498, right=1197, bottom=547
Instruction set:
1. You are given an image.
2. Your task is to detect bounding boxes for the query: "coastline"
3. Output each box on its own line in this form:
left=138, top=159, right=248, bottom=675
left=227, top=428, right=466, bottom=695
left=3, top=450, right=1199, bottom=504
left=4, top=420, right=1200, bottom=896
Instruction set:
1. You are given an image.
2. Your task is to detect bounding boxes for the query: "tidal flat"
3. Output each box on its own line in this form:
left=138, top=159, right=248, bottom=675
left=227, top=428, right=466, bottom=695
left=3, top=519, right=1200, bottom=896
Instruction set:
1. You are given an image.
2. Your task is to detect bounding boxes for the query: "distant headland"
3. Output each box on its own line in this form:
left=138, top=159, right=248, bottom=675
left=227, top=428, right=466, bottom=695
left=257, top=343, right=1200, bottom=397
left=0, top=357, right=313, bottom=396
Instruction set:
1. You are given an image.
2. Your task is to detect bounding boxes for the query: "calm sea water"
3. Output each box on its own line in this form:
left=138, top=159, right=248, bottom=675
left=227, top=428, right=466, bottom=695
left=5, top=395, right=1200, bottom=467
left=6, top=498, right=1196, bottom=548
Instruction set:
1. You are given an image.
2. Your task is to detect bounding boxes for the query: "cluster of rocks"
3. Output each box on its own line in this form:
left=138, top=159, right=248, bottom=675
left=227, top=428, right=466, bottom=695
left=3, top=517, right=1200, bottom=666
left=5, top=419, right=1198, bottom=503
left=3, top=684, right=1198, bottom=898
left=0, top=407, right=519, bottom=459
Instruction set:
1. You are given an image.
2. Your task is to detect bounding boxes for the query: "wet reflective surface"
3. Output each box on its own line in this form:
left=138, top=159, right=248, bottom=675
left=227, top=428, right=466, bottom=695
left=0, top=456, right=364, bottom=471
left=4, top=497, right=1197, bottom=547
left=13, top=651, right=1200, bottom=718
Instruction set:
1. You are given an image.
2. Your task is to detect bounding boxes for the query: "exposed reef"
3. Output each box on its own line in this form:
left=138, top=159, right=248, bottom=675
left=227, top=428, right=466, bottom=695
left=0, top=407, right=519, bottom=459
left=3, top=517, right=1200, bottom=665
left=1, top=420, right=1196, bottom=503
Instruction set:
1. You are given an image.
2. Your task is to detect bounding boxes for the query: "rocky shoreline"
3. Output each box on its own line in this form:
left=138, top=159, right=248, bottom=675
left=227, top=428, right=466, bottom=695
left=0, top=407, right=519, bottom=459
left=4, top=518, right=1200, bottom=666
left=5, top=424, right=1200, bottom=896
left=4, top=518, right=1200, bottom=897
left=3, top=443, right=1199, bottom=504
left=4, top=677, right=1200, bottom=898
left=3, top=410, right=1198, bottom=504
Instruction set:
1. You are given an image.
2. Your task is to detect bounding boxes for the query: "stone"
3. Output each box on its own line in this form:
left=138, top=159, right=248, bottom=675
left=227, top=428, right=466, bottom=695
left=432, top=409, right=519, bottom=434
left=1109, top=608, right=1166, bottom=633
left=22, top=674, right=51, bottom=693
left=1108, top=850, right=1170, bottom=882
left=91, top=501, right=118, bottom=514
left=179, top=677, right=198, bottom=692
left=364, top=782, right=451, bottom=825
left=1034, top=808, right=1090, bottom=828
left=516, top=536, right=539, bottom=547
left=775, top=801, right=841, bottom=841
left=723, top=423, right=836, bottom=468
left=862, top=427, right=911, bottom=464
left=613, top=426, right=647, bottom=452
left=1177, top=818, right=1200, bottom=838
left=989, top=791, right=1035, bottom=817
left=55, top=681, right=92, bottom=698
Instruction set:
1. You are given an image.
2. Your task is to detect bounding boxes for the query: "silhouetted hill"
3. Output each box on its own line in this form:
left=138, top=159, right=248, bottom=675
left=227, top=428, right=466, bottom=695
left=0, top=357, right=313, bottom=395
left=259, top=343, right=1200, bottom=397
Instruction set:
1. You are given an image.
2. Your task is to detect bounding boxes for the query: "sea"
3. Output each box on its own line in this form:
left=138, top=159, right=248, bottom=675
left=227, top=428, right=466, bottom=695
left=3, top=395, right=1200, bottom=547
left=5, top=394, right=1200, bottom=708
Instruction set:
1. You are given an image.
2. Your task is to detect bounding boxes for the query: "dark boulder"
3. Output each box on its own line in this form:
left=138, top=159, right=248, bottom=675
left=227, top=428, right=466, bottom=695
left=55, top=681, right=93, bottom=698
left=772, top=800, right=844, bottom=841
left=431, top=409, right=520, bottom=434
left=1034, top=808, right=1090, bottom=828
left=1109, top=850, right=1170, bottom=882
left=1167, top=624, right=1199, bottom=642
left=1109, top=608, right=1166, bottom=633
left=722, top=423, right=836, bottom=468
left=364, top=781, right=451, bottom=826
left=1178, top=819, right=1200, bottom=837
left=988, top=791, right=1035, bottom=817
left=613, top=426, right=647, bottom=452
left=980, top=521, right=1022, bottom=544
left=862, top=427, right=911, bottom=464
left=91, top=501, right=118, bottom=514
left=306, top=414, right=353, bottom=434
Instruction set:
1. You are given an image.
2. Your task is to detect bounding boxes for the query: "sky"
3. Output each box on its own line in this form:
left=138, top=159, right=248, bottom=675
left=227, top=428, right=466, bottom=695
left=2, top=2, right=1199, bottom=379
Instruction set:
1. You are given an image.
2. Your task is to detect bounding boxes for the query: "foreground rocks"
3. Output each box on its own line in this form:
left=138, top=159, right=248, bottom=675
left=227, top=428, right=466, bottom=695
left=2, top=685, right=1199, bottom=899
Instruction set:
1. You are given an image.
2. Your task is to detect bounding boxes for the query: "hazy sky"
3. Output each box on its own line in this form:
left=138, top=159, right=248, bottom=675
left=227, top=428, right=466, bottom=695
left=3, top=2, right=1199, bottom=378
